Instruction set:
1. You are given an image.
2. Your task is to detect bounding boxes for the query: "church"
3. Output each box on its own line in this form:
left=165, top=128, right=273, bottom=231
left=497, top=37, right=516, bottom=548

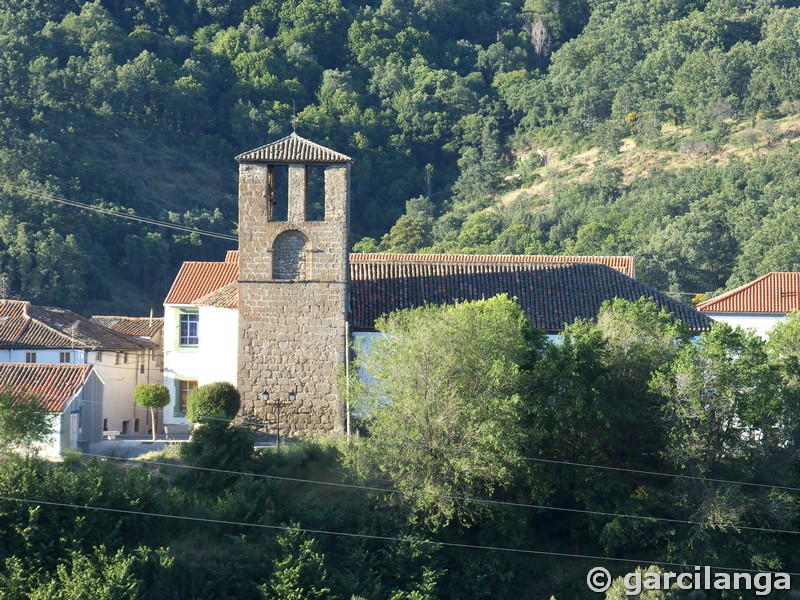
left=161, top=134, right=713, bottom=437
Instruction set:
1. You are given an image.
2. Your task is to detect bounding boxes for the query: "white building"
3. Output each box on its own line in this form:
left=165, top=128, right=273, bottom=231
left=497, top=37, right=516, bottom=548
left=0, top=300, right=160, bottom=435
left=0, top=362, right=103, bottom=456
left=162, top=251, right=238, bottom=428
left=697, top=272, right=800, bottom=338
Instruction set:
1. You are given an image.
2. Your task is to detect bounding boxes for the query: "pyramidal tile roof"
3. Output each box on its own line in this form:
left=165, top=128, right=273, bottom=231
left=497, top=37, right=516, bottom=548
left=235, top=133, right=353, bottom=164
left=0, top=363, right=94, bottom=412
left=0, top=301, right=156, bottom=350
left=697, top=272, right=800, bottom=313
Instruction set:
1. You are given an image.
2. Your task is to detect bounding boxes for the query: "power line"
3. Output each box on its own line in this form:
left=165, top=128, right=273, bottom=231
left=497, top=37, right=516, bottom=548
left=93, top=403, right=800, bottom=495
left=33, top=385, right=800, bottom=496
left=8, top=185, right=238, bottom=242
left=0, top=493, right=796, bottom=576
left=371, top=438, right=800, bottom=494
left=83, top=452, right=800, bottom=537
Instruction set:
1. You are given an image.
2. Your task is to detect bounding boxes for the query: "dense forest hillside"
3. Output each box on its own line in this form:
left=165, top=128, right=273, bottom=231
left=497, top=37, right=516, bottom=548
left=2, top=0, right=800, bottom=313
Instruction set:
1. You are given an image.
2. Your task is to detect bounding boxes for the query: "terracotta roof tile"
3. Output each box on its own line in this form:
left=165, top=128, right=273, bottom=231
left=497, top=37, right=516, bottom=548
left=697, top=272, right=800, bottom=313
left=0, top=301, right=155, bottom=350
left=0, top=363, right=94, bottom=412
left=168, top=252, right=708, bottom=333
left=235, top=133, right=353, bottom=164
left=164, top=261, right=238, bottom=305
left=90, top=316, right=163, bottom=339
left=350, top=261, right=711, bottom=333
left=195, top=282, right=238, bottom=308
left=350, top=253, right=635, bottom=277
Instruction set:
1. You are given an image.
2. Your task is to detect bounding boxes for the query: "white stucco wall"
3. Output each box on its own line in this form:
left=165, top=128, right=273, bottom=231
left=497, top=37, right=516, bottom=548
left=1, top=349, right=80, bottom=363
left=163, top=304, right=238, bottom=425
left=703, top=313, right=786, bottom=339
left=92, top=350, right=157, bottom=434
left=198, top=306, right=238, bottom=386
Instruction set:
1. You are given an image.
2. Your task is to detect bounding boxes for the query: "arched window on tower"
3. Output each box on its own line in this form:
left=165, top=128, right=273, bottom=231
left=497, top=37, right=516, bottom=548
left=272, top=230, right=309, bottom=280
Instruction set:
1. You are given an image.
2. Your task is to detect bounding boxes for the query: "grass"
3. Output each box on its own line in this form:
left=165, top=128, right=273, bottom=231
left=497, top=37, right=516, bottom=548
left=501, top=113, right=800, bottom=206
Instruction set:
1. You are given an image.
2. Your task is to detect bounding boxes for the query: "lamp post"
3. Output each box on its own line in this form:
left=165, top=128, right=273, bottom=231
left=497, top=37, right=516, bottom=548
left=262, top=390, right=278, bottom=446
left=287, top=389, right=297, bottom=441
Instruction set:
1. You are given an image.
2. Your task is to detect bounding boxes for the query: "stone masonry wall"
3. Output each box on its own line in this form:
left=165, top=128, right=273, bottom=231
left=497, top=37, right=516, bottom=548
left=272, top=231, right=308, bottom=280
left=237, top=162, right=350, bottom=436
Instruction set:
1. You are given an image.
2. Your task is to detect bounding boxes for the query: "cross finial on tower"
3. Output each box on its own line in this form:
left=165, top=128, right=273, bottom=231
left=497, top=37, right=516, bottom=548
left=291, top=100, right=298, bottom=133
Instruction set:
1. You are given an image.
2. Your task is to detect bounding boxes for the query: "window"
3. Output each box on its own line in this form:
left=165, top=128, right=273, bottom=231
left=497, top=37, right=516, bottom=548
left=115, top=352, right=121, bottom=365
left=25, top=352, right=36, bottom=364
left=305, top=166, right=326, bottom=221
left=122, top=352, right=128, bottom=364
left=95, top=351, right=103, bottom=363
left=134, top=418, right=140, bottom=433
left=59, top=351, right=70, bottom=363
left=267, top=165, right=289, bottom=222
left=177, top=380, right=198, bottom=414
left=103, top=419, right=107, bottom=431
left=139, top=363, right=145, bottom=374
left=179, top=313, right=199, bottom=346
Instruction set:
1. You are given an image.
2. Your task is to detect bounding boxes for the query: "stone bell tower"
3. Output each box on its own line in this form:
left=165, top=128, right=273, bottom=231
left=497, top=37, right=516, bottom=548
left=236, top=133, right=352, bottom=436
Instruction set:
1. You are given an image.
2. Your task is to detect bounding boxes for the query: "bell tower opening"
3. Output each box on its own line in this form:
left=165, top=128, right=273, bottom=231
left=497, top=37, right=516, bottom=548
left=305, top=166, right=326, bottom=221
left=267, top=165, right=289, bottom=222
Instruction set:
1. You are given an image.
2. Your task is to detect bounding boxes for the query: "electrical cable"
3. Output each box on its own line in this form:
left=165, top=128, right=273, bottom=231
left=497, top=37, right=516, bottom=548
left=0, top=493, right=796, bottom=576
left=7, top=185, right=238, bottom=241
left=80, top=452, right=800, bottom=537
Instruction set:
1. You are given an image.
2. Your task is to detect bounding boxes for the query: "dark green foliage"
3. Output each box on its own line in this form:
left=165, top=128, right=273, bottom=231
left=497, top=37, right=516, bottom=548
left=4, top=0, right=800, bottom=310
left=179, top=422, right=254, bottom=481
left=260, top=526, right=332, bottom=600
left=0, top=387, right=53, bottom=452
left=185, top=381, right=240, bottom=424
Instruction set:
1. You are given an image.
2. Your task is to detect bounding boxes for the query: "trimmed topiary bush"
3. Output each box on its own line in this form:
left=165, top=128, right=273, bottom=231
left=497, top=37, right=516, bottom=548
left=186, top=382, right=240, bottom=424
left=133, top=384, right=170, bottom=441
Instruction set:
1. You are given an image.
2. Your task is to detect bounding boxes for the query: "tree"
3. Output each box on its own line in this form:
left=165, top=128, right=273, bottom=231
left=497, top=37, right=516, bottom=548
left=260, top=527, right=331, bottom=600
left=766, top=311, right=800, bottom=448
left=185, top=381, right=240, bottom=425
left=0, top=387, right=53, bottom=454
left=653, top=323, right=780, bottom=476
left=133, top=384, right=169, bottom=441
left=345, top=295, right=541, bottom=529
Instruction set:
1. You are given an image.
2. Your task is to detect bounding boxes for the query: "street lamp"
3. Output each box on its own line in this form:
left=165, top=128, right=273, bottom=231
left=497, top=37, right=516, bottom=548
left=262, top=390, right=280, bottom=446
left=286, top=389, right=297, bottom=441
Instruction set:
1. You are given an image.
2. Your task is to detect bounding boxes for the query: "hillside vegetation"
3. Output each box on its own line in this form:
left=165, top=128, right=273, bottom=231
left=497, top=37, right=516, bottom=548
left=2, top=0, right=800, bottom=313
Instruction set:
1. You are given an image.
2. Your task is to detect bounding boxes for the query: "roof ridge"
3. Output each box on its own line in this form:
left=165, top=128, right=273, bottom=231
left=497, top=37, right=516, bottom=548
left=13, top=301, right=33, bottom=345
left=350, top=252, right=634, bottom=261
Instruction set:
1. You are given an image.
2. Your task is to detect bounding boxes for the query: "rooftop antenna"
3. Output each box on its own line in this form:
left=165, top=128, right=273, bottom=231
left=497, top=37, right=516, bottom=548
left=0, top=274, right=7, bottom=302
left=291, top=99, right=298, bottom=134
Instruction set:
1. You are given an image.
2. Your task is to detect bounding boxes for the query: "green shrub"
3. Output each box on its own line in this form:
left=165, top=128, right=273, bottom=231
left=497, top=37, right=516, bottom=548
left=186, top=382, right=240, bottom=424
